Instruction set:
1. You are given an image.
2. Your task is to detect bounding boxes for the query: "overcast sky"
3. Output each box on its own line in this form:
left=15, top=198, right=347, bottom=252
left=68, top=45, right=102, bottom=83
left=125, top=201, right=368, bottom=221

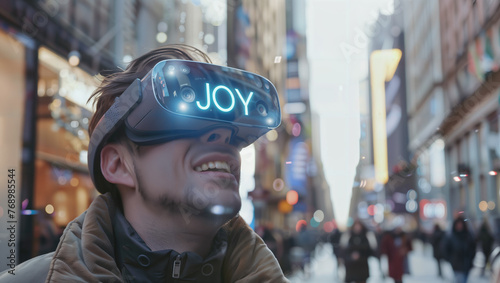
left=307, top=0, right=394, bottom=228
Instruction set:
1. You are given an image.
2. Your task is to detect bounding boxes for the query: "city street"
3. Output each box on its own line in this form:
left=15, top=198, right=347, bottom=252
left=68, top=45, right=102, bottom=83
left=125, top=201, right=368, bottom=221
left=0, top=1, right=499, bottom=281
left=288, top=241, right=492, bottom=283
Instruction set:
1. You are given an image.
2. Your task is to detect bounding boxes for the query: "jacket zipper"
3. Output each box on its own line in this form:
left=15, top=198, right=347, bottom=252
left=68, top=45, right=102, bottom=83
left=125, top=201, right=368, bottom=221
left=172, top=255, right=182, bottom=279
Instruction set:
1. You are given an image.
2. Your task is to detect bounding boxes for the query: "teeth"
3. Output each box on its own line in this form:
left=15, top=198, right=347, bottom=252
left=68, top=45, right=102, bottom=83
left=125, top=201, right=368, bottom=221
left=195, top=161, right=231, bottom=173
left=215, top=161, right=223, bottom=170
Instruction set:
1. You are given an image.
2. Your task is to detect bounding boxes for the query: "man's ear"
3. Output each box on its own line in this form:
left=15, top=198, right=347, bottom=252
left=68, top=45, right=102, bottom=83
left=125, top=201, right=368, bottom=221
left=100, top=144, right=136, bottom=188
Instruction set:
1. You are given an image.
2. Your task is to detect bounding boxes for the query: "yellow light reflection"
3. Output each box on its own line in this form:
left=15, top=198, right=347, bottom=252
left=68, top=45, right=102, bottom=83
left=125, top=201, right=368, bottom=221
left=266, top=130, right=278, bottom=142
left=45, top=204, right=55, bottom=215
left=370, top=49, right=402, bottom=184
left=70, top=177, right=79, bottom=187
left=479, top=201, right=488, bottom=212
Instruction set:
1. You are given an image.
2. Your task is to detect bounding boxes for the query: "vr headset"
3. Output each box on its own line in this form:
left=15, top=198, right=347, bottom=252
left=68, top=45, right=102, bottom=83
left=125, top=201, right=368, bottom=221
left=88, top=59, right=281, bottom=190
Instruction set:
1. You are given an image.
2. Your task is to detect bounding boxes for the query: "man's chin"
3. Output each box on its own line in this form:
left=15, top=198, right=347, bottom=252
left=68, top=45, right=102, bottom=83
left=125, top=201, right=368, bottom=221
left=181, top=183, right=241, bottom=226
left=197, top=199, right=241, bottom=226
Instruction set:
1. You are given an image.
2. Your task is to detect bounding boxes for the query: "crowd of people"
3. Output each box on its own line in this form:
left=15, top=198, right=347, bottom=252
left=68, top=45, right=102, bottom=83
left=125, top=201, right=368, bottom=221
left=257, top=215, right=497, bottom=283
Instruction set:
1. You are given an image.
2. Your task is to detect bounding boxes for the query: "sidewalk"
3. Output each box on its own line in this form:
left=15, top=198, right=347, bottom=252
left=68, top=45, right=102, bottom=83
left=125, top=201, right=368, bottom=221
left=287, top=241, right=492, bottom=283
left=404, top=240, right=490, bottom=283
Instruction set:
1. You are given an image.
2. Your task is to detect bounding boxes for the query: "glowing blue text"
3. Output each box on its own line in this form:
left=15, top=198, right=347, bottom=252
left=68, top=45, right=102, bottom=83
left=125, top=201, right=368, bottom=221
left=196, top=83, right=254, bottom=115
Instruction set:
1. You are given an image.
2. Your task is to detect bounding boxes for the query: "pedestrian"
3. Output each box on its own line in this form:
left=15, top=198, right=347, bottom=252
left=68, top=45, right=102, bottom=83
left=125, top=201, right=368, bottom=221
left=281, top=229, right=296, bottom=276
left=442, top=215, right=476, bottom=283
left=329, top=222, right=343, bottom=265
left=329, top=222, right=343, bottom=280
left=430, top=223, right=445, bottom=278
left=476, top=219, right=494, bottom=276
left=340, top=219, right=372, bottom=283
left=0, top=44, right=287, bottom=282
left=295, top=222, right=317, bottom=276
left=373, top=224, right=386, bottom=279
left=380, top=225, right=413, bottom=283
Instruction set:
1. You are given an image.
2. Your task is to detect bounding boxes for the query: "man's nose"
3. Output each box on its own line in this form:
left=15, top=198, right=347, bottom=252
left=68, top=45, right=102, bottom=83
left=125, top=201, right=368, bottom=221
left=200, top=128, right=234, bottom=145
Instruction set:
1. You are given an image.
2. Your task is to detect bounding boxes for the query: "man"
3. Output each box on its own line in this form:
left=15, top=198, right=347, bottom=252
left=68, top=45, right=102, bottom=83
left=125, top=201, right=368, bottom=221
left=0, top=44, right=288, bottom=282
left=443, top=215, right=476, bottom=283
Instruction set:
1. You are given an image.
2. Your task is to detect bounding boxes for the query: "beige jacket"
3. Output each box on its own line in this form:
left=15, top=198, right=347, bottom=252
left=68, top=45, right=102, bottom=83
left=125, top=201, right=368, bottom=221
left=0, top=194, right=289, bottom=282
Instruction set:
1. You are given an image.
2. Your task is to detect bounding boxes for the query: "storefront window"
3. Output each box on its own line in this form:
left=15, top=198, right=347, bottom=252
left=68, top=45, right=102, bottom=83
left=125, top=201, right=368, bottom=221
left=33, top=47, right=97, bottom=256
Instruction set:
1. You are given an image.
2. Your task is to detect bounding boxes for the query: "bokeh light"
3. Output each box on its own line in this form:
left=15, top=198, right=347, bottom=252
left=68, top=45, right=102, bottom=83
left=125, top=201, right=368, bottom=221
left=278, top=200, right=293, bottom=214
left=367, top=204, right=375, bottom=216
left=406, top=200, right=418, bottom=213
left=157, top=21, right=168, bottom=32
left=407, top=189, right=417, bottom=200
left=266, top=130, right=278, bottom=142
left=292, top=123, right=301, bottom=137
left=272, top=178, right=285, bottom=191
left=156, top=32, right=168, bottom=43
left=295, top=220, right=307, bottom=232
left=68, top=50, right=80, bottom=66
left=323, top=221, right=335, bottom=233
left=488, top=201, right=496, bottom=210
left=310, top=217, right=320, bottom=228
left=313, top=210, right=324, bottom=222
left=479, top=201, right=488, bottom=212
left=45, top=204, right=55, bottom=214
left=286, top=190, right=299, bottom=205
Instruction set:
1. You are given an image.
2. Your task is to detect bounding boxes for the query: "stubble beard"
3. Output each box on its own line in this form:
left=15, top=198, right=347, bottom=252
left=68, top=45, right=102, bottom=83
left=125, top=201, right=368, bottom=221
left=135, top=164, right=241, bottom=226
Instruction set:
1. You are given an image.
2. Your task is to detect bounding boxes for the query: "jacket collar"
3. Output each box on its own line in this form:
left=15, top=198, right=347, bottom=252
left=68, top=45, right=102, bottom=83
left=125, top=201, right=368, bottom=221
left=46, top=193, right=288, bottom=282
left=46, top=193, right=228, bottom=282
left=113, top=208, right=227, bottom=282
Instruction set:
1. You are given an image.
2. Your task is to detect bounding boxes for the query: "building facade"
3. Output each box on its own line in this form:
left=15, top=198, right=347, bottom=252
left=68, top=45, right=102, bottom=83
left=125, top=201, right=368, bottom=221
left=402, top=0, right=447, bottom=231
left=403, top=0, right=500, bottom=233
left=438, top=0, right=500, bottom=231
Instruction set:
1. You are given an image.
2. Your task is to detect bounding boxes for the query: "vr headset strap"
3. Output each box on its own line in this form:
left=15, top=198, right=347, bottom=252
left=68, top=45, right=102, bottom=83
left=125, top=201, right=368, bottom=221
left=88, top=78, right=143, bottom=186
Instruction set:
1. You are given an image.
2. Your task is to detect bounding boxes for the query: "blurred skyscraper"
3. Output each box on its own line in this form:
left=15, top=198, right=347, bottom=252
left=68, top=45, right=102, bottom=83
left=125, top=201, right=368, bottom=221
left=228, top=0, right=334, bottom=233
left=402, top=0, right=447, bottom=231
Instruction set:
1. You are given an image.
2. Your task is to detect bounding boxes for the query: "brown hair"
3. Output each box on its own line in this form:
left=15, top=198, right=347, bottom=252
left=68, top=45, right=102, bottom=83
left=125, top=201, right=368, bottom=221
left=88, top=44, right=212, bottom=196
left=88, top=44, right=212, bottom=136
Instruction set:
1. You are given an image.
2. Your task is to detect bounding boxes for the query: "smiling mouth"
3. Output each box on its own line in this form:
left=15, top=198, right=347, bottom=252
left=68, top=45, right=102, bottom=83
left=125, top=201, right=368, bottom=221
left=195, top=161, right=231, bottom=174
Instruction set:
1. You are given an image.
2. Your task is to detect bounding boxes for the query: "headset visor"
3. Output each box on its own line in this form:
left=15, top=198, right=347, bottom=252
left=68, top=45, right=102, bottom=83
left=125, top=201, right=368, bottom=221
left=150, top=60, right=280, bottom=128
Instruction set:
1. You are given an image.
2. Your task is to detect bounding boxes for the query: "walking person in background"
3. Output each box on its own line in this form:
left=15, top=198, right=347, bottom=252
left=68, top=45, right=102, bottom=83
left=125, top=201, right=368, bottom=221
left=373, top=224, right=386, bottom=279
left=443, top=215, right=476, bottom=283
left=295, top=223, right=317, bottom=277
left=381, top=225, right=412, bottom=283
left=476, top=219, right=494, bottom=277
left=430, top=223, right=445, bottom=278
left=340, top=219, right=372, bottom=283
left=329, top=222, right=343, bottom=280
left=329, top=224, right=343, bottom=264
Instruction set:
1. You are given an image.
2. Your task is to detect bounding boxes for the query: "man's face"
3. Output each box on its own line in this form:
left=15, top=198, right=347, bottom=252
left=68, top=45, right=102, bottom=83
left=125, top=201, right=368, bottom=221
left=131, top=128, right=242, bottom=224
